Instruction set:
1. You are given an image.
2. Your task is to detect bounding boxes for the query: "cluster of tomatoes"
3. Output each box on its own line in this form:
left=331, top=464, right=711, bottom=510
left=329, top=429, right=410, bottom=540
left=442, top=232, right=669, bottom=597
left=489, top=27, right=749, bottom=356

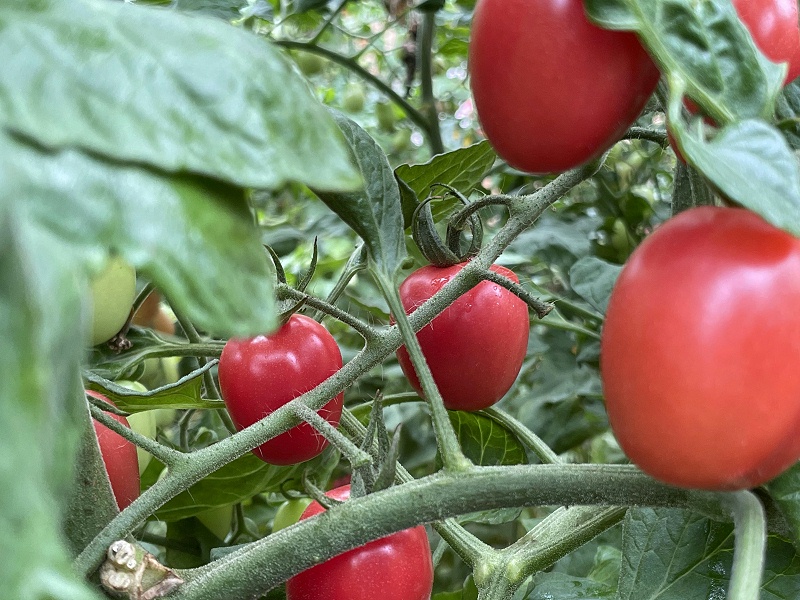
left=84, top=0, right=800, bottom=596
left=470, top=0, right=800, bottom=491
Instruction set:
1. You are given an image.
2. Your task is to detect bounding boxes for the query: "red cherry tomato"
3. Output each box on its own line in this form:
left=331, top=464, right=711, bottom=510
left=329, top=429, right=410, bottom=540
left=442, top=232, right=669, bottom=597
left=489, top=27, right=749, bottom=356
left=218, top=314, right=344, bottom=465
left=601, top=207, right=800, bottom=490
left=285, top=485, right=433, bottom=600
left=733, top=0, right=800, bottom=84
left=395, top=263, right=529, bottom=411
left=86, top=390, right=140, bottom=510
left=468, top=0, right=660, bottom=174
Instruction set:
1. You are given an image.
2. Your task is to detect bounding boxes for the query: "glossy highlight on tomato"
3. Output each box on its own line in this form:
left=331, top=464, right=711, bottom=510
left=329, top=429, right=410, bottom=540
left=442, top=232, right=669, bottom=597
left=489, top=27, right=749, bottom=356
left=733, top=0, right=800, bottom=84
left=468, top=0, right=660, bottom=174
left=86, top=390, right=141, bottom=510
left=285, top=485, right=434, bottom=600
left=218, top=313, right=344, bottom=465
left=601, top=207, right=800, bottom=490
left=395, top=263, right=529, bottom=411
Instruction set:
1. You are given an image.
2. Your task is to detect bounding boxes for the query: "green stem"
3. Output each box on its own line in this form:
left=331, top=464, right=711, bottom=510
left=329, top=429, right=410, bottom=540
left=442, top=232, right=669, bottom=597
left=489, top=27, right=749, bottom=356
left=89, top=403, right=183, bottom=468
left=720, top=491, right=766, bottom=600
left=273, top=40, right=440, bottom=153
left=278, top=284, right=378, bottom=343
left=482, top=408, right=560, bottom=465
left=417, top=10, right=444, bottom=154
left=478, top=269, right=553, bottom=319
left=167, top=465, right=728, bottom=600
left=373, top=271, right=472, bottom=473
left=290, top=403, right=372, bottom=468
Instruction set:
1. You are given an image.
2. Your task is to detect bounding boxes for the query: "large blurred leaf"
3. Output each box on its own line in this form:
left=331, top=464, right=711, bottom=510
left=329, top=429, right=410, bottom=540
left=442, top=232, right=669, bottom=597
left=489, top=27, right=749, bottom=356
left=0, top=205, right=99, bottom=598
left=619, top=508, right=800, bottom=599
left=584, top=0, right=783, bottom=123
left=2, top=132, right=276, bottom=337
left=154, top=454, right=303, bottom=521
left=0, top=0, right=358, bottom=191
left=395, top=141, right=497, bottom=227
left=670, top=117, right=800, bottom=236
left=313, top=111, right=406, bottom=277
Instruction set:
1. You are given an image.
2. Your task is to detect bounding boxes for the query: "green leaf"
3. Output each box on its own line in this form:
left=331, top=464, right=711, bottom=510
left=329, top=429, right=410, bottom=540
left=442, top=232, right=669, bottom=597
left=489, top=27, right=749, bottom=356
left=0, top=0, right=359, bottom=191
left=776, top=80, right=800, bottom=151
left=449, top=411, right=527, bottom=467
left=619, top=508, right=800, bottom=599
left=313, top=111, right=407, bottom=277
left=524, top=571, right=615, bottom=599
left=0, top=204, right=99, bottom=598
left=153, top=454, right=303, bottom=521
left=585, top=0, right=783, bottom=124
left=85, top=365, right=226, bottom=412
left=568, top=257, right=621, bottom=315
left=670, top=117, right=800, bottom=236
left=447, top=411, right=527, bottom=524
left=766, top=463, right=800, bottom=552
left=395, top=141, right=497, bottom=227
left=2, top=133, right=277, bottom=337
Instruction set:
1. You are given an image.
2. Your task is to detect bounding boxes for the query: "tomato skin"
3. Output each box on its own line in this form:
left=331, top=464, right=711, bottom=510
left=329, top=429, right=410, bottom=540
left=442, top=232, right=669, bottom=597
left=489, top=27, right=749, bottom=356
left=86, top=390, right=141, bottom=510
left=218, top=314, right=344, bottom=465
left=733, top=0, right=800, bottom=84
left=285, top=485, right=433, bottom=600
left=468, top=0, right=660, bottom=174
left=601, top=207, right=800, bottom=490
left=395, top=263, right=529, bottom=411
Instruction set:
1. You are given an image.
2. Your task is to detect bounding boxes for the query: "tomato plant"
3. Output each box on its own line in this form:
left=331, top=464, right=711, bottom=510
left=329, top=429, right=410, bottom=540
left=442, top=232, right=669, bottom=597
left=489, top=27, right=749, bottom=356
left=89, top=256, right=136, bottom=346
left=395, top=263, right=529, bottom=411
left=601, top=206, right=800, bottom=490
left=733, top=0, right=800, bottom=84
left=86, top=390, right=141, bottom=510
left=468, top=0, right=660, bottom=174
left=218, top=313, right=344, bottom=465
left=285, top=485, right=434, bottom=600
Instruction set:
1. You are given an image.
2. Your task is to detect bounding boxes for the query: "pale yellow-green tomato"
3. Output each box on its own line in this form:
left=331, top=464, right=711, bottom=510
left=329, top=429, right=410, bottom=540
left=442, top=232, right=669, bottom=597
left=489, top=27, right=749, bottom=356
left=116, top=380, right=156, bottom=474
left=89, top=256, right=136, bottom=346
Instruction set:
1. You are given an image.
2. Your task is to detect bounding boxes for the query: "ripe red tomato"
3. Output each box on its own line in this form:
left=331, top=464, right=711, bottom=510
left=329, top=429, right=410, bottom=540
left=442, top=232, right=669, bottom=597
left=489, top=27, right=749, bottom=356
left=733, top=0, right=800, bottom=84
left=468, top=0, right=660, bottom=174
left=86, top=390, right=140, bottom=510
left=218, top=314, right=344, bottom=465
left=285, top=485, right=433, bottom=600
left=395, top=263, right=529, bottom=411
left=601, top=207, right=800, bottom=490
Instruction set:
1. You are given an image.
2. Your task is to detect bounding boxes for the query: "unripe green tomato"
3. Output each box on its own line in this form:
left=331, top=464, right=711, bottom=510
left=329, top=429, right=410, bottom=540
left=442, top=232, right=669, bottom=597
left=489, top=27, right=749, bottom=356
left=293, top=52, right=325, bottom=76
left=197, top=504, right=234, bottom=540
left=391, top=129, right=412, bottom=153
left=375, top=101, right=396, bottom=132
left=89, top=257, right=136, bottom=346
left=272, top=497, right=313, bottom=533
left=140, top=355, right=181, bottom=389
left=342, top=84, right=365, bottom=113
left=610, top=219, right=631, bottom=255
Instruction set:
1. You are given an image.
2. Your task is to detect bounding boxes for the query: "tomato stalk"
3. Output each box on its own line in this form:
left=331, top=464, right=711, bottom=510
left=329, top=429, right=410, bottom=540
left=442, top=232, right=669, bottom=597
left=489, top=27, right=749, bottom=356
left=373, top=271, right=473, bottom=473
left=289, top=402, right=372, bottom=470
left=163, top=465, right=729, bottom=600
left=87, top=402, right=183, bottom=469
left=718, top=491, right=767, bottom=600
